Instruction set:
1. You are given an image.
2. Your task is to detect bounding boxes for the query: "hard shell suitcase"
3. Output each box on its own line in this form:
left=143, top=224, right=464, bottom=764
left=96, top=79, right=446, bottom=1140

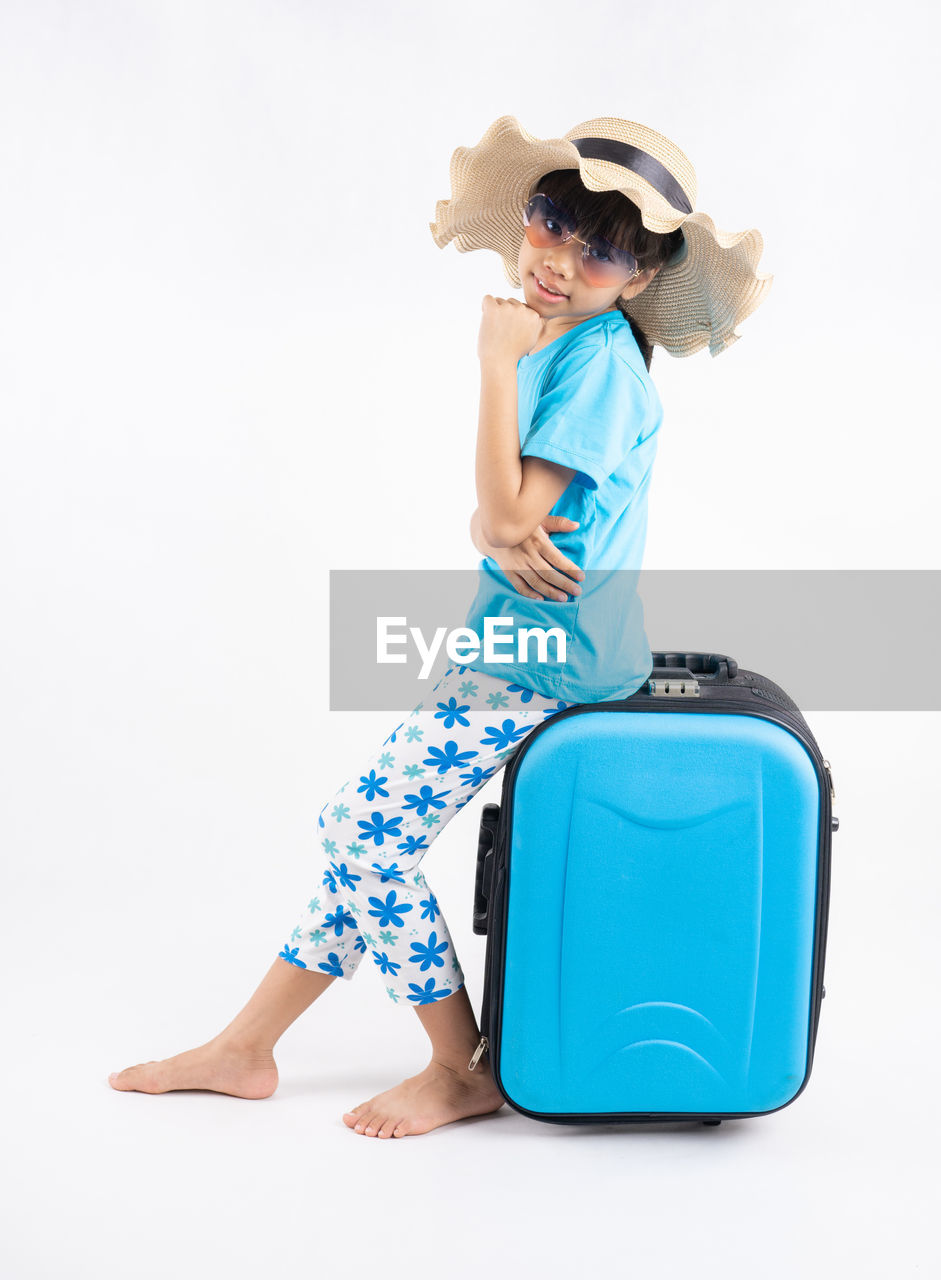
left=470, top=652, right=837, bottom=1125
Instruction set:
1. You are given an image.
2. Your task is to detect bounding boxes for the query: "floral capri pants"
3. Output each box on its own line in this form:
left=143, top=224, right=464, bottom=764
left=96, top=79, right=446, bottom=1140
left=277, top=663, right=574, bottom=1006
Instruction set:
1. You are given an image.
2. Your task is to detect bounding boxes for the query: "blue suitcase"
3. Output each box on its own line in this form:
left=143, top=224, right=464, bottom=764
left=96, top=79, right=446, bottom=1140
left=469, top=652, right=837, bottom=1125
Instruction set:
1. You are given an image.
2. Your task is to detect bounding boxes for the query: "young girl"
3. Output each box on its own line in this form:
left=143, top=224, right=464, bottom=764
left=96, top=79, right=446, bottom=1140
left=108, top=115, right=770, bottom=1137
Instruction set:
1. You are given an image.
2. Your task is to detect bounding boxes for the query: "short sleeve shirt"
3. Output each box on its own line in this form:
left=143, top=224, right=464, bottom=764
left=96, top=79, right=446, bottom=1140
left=462, top=308, right=663, bottom=703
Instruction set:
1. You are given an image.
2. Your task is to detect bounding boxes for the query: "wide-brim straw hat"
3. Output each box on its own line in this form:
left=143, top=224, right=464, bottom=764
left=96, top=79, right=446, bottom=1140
left=429, top=115, right=772, bottom=358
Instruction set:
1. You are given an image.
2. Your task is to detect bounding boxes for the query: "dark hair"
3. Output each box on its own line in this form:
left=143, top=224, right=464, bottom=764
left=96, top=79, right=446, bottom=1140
left=531, top=170, right=684, bottom=370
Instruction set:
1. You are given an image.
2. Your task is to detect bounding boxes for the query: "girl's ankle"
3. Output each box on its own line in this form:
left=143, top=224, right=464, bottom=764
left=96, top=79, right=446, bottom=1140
left=431, top=1050, right=488, bottom=1079
left=213, top=1030, right=277, bottom=1059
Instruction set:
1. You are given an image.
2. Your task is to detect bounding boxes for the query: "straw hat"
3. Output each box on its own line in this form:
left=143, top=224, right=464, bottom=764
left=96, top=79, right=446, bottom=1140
left=429, top=115, right=772, bottom=358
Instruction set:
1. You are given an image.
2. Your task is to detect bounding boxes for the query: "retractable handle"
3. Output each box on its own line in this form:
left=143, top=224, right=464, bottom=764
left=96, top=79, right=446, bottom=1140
left=649, top=652, right=739, bottom=683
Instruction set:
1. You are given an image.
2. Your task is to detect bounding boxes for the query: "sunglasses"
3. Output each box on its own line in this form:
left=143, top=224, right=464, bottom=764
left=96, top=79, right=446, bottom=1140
left=522, top=193, right=641, bottom=288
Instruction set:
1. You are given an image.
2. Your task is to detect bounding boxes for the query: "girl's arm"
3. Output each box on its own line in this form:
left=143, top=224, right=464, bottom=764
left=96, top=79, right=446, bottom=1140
left=469, top=506, right=502, bottom=559
left=470, top=505, right=586, bottom=601
left=476, top=298, right=576, bottom=547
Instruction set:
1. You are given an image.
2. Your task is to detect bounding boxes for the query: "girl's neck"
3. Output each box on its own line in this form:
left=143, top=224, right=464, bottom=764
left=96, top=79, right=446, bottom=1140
left=527, top=307, right=620, bottom=356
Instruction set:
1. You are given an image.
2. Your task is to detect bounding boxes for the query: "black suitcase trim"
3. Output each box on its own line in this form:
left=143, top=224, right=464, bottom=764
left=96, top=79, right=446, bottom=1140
left=473, top=657, right=835, bottom=1126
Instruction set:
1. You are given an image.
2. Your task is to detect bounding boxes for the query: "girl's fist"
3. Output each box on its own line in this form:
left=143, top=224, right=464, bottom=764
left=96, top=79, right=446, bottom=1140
left=477, top=295, right=545, bottom=364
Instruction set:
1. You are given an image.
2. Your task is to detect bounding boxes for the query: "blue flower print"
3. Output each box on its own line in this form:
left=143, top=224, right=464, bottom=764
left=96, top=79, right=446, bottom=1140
left=402, top=763, right=426, bottom=780
left=346, top=841, right=367, bottom=859
left=358, top=770, right=389, bottom=802
left=318, top=952, right=346, bottom=978
left=458, top=680, right=479, bottom=699
left=378, top=929, right=398, bottom=946
left=290, top=926, right=302, bottom=942
left=368, top=890, right=413, bottom=928
left=409, top=931, right=448, bottom=971
left=372, top=951, right=401, bottom=976
left=507, top=682, right=536, bottom=704
left=420, top=893, right=440, bottom=922
left=423, top=740, right=479, bottom=775
left=480, top=719, right=529, bottom=752
left=330, top=861, right=362, bottom=891
left=386, top=987, right=400, bottom=1003
left=420, top=812, right=441, bottom=829
left=354, top=934, right=367, bottom=954
left=486, top=690, right=510, bottom=710
left=307, top=896, right=321, bottom=913
left=279, top=943, right=307, bottom=968
left=435, top=697, right=471, bottom=729
left=397, top=833, right=429, bottom=856
left=308, top=928, right=327, bottom=945
left=409, top=702, right=423, bottom=718
left=454, top=794, right=474, bottom=812
left=459, top=764, right=497, bottom=788
left=382, top=721, right=404, bottom=746
left=543, top=700, right=572, bottom=718
left=330, top=803, right=351, bottom=822
left=323, top=905, right=358, bottom=937
left=318, top=806, right=326, bottom=829
left=358, top=811, right=403, bottom=846
left=371, top=860, right=406, bottom=885
left=322, top=867, right=338, bottom=893
left=402, top=784, right=451, bottom=816
left=404, top=725, right=424, bottom=743
left=377, top=751, right=395, bottom=769
left=407, top=978, right=453, bottom=1005
left=322, top=837, right=338, bottom=857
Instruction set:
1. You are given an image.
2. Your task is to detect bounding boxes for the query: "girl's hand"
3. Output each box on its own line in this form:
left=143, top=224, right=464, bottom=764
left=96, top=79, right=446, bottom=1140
left=491, top=516, right=586, bottom=601
left=477, top=294, right=545, bottom=364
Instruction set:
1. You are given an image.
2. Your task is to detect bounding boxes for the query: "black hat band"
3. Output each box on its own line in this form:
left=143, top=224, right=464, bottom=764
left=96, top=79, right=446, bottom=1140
left=569, top=136, right=693, bottom=215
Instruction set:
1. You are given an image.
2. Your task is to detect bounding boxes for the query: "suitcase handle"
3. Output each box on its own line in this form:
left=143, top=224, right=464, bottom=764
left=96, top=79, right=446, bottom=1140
left=473, top=803, right=500, bottom=936
left=650, top=652, right=738, bottom=683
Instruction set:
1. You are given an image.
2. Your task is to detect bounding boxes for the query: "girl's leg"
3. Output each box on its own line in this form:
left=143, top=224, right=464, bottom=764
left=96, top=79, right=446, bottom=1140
left=333, top=665, right=574, bottom=1136
left=109, top=961, right=335, bottom=1097
left=280, top=665, right=571, bottom=1004
left=343, top=982, right=502, bottom=1138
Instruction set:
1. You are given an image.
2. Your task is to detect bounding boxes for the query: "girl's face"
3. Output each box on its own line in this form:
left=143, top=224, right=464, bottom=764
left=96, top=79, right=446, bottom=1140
left=517, top=226, right=657, bottom=323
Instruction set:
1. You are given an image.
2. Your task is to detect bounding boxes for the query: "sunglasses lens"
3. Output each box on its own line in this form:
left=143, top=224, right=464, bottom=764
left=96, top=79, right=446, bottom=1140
left=580, top=238, right=639, bottom=286
left=523, top=194, right=574, bottom=247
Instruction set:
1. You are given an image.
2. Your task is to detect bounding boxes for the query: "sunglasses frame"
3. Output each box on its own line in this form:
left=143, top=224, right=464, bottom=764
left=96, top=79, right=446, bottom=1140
left=522, top=193, right=642, bottom=287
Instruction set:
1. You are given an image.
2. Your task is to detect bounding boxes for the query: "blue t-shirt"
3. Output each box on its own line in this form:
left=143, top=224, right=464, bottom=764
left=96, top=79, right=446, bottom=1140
left=462, top=308, right=662, bottom=704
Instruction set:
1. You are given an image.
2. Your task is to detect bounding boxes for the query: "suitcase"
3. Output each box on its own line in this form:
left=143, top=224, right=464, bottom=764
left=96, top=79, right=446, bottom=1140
left=469, top=652, right=837, bottom=1126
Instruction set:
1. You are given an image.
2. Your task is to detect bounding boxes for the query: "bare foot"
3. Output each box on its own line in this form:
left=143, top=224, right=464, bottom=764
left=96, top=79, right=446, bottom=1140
left=342, top=1058, right=505, bottom=1138
left=108, top=1037, right=278, bottom=1099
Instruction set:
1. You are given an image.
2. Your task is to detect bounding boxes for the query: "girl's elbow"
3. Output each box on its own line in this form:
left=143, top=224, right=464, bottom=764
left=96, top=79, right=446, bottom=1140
left=481, top=515, right=524, bottom=548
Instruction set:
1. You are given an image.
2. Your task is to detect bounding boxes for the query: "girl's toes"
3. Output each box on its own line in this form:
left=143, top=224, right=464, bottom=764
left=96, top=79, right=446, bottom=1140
left=342, top=1104, right=366, bottom=1128
left=376, top=1117, right=399, bottom=1139
left=354, top=1111, right=377, bottom=1135
left=362, top=1112, right=386, bottom=1136
left=392, top=1121, right=409, bottom=1138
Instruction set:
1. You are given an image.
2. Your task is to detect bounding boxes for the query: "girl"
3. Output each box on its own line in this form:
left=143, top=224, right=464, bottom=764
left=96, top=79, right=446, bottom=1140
left=108, top=115, right=770, bottom=1137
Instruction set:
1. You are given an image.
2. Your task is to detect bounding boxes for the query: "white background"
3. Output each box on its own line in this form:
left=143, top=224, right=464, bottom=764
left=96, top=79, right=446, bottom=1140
left=1, top=1, right=938, bottom=1277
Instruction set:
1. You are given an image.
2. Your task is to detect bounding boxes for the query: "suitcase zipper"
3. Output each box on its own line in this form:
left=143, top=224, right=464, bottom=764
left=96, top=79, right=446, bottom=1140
left=468, top=1036, right=489, bottom=1071
left=823, top=758, right=836, bottom=802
